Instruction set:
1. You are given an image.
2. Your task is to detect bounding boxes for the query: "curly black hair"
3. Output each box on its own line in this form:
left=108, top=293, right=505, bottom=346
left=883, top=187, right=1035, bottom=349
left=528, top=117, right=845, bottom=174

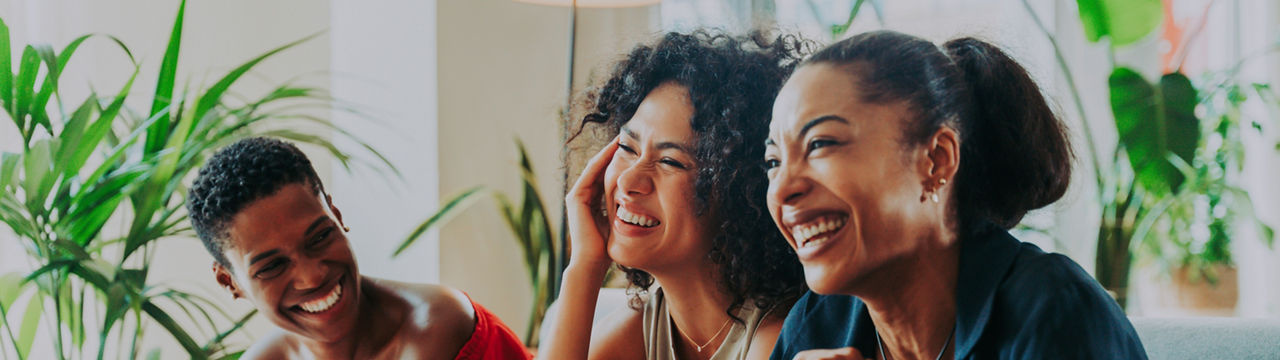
left=570, top=30, right=812, bottom=317
left=187, top=137, right=324, bottom=268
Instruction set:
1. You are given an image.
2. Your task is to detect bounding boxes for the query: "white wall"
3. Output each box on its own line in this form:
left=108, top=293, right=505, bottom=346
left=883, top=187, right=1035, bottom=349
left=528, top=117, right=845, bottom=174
left=434, top=0, right=656, bottom=338
left=328, top=0, right=440, bottom=285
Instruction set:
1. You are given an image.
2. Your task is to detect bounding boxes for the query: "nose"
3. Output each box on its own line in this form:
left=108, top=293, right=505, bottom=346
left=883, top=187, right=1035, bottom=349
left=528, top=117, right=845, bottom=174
left=616, top=161, right=654, bottom=197
left=768, top=163, right=811, bottom=206
left=291, top=257, right=328, bottom=291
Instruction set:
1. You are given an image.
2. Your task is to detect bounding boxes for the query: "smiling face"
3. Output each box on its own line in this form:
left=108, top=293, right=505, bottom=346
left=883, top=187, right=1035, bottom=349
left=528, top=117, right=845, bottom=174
left=214, top=182, right=360, bottom=343
left=764, top=63, right=939, bottom=295
left=603, top=82, right=715, bottom=271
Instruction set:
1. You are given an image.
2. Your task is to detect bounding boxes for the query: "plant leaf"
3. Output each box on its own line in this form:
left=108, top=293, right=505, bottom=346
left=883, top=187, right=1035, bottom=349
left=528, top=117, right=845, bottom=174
left=142, top=300, right=204, bottom=357
left=146, top=0, right=186, bottom=154
left=1075, top=0, right=1163, bottom=46
left=0, top=272, right=26, bottom=311
left=22, top=138, right=55, bottom=210
left=0, top=17, right=13, bottom=118
left=29, top=44, right=58, bottom=130
left=15, top=45, right=41, bottom=137
left=1109, top=68, right=1200, bottom=195
left=0, top=152, right=19, bottom=190
left=16, top=291, right=43, bottom=359
left=192, top=32, right=323, bottom=125
left=202, top=310, right=256, bottom=354
left=62, top=67, right=137, bottom=177
left=394, top=186, right=488, bottom=257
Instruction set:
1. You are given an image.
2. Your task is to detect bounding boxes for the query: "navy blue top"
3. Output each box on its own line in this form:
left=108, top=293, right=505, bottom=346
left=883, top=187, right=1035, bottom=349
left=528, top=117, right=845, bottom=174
left=770, top=222, right=1147, bottom=359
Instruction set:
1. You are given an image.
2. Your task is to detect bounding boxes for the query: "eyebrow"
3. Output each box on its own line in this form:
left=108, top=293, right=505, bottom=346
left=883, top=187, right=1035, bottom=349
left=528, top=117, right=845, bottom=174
left=621, top=126, right=693, bottom=154
left=249, top=249, right=280, bottom=267
left=247, top=216, right=330, bottom=267
left=303, top=216, right=330, bottom=237
left=764, top=115, right=849, bottom=147
left=799, top=115, right=848, bottom=138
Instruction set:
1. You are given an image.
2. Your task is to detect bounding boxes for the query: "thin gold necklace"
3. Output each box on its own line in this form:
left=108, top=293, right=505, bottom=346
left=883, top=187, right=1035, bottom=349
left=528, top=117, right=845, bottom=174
left=875, top=327, right=954, bottom=360
left=674, top=316, right=733, bottom=353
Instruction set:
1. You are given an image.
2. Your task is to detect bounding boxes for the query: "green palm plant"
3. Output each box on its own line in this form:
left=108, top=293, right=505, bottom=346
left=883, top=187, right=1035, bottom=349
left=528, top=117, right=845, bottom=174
left=393, top=138, right=561, bottom=347
left=0, top=1, right=392, bottom=359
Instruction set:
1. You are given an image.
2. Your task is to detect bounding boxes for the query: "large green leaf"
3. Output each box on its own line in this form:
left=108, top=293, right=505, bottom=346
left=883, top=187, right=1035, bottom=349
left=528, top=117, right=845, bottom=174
left=1075, top=0, right=1163, bottom=46
left=1110, top=68, right=1200, bottom=195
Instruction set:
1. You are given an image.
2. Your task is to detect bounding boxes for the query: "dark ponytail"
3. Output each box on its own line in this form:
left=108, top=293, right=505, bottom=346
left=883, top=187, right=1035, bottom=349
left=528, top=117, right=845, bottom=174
left=942, top=37, right=1072, bottom=230
left=805, top=30, right=1073, bottom=232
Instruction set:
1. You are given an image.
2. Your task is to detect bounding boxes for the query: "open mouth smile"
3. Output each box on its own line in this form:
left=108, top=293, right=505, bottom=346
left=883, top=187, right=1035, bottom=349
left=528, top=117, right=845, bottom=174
left=790, top=215, right=848, bottom=249
left=289, top=275, right=347, bottom=317
left=617, top=206, right=660, bottom=228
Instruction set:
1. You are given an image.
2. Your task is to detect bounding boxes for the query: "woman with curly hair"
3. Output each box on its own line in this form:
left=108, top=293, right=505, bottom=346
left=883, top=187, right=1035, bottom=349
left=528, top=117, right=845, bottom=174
left=538, top=30, right=810, bottom=360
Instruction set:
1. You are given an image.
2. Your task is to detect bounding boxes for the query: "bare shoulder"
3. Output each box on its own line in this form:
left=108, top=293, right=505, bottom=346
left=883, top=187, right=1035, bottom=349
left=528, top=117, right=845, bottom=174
left=745, top=314, right=785, bottom=360
left=239, top=329, right=294, bottom=360
left=369, top=279, right=477, bottom=356
left=587, top=299, right=646, bottom=360
left=745, top=303, right=791, bottom=360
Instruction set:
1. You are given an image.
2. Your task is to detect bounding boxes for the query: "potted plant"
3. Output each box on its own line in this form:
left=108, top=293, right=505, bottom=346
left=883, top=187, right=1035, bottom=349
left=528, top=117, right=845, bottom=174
left=0, top=1, right=390, bottom=358
left=1022, top=0, right=1274, bottom=311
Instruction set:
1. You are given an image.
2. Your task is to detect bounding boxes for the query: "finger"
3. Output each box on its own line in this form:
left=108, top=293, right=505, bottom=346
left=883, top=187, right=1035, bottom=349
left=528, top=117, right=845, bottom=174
left=568, top=136, right=621, bottom=201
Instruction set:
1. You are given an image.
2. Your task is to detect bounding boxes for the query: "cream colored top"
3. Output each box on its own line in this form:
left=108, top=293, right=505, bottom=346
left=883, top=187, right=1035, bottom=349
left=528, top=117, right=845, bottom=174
left=641, top=288, right=769, bottom=360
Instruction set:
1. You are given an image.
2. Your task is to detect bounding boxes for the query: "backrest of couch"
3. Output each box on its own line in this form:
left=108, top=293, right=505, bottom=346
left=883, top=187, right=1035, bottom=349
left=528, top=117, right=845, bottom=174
left=1130, top=317, right=1280, bottom=359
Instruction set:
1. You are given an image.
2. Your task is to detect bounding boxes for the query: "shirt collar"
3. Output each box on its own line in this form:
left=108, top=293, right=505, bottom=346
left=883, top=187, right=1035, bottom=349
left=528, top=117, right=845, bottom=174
left=952, top=222, right=1024, bottom=358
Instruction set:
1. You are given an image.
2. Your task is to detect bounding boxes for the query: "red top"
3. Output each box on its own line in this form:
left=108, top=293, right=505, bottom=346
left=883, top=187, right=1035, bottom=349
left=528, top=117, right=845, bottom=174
left=453, top=296, right=533, bottom=360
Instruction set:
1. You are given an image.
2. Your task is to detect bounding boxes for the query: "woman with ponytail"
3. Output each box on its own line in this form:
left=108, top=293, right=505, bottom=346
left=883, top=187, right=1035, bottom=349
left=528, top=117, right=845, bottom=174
left=762, top=30, right=1146, bottom=359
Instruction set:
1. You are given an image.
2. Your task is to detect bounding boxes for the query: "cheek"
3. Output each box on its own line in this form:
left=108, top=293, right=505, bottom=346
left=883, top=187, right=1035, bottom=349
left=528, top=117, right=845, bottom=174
left=246, top=279, right=283, bottom=308
left=326, top=238, right=359, bottom=268
left=660, top=176, right=701, bottom=228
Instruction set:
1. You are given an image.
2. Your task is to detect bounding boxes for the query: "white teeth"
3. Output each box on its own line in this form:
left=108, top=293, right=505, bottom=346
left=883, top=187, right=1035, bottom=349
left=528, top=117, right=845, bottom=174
left=791, top=217, right=847, bottom=247
left=299, top=284, right=342, bottom=313
left=617, top=207, right=660, bottom=228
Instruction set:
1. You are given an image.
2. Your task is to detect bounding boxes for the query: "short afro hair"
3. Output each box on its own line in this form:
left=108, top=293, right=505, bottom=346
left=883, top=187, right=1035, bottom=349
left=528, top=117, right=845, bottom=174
left=187, top=137, right=324, bottom=268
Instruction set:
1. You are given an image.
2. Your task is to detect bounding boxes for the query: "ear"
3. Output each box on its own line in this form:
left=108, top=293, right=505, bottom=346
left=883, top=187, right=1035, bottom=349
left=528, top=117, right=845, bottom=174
left=213, top=262, right=243, bottom=299
left=324, top=193, right=347, bottom=231
left=919, top=126, right=960, bottom=187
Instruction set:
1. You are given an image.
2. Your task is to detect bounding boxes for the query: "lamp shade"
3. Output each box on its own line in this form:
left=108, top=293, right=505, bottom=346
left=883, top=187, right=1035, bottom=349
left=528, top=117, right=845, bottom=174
left=513, top=0, right=660, bottom=8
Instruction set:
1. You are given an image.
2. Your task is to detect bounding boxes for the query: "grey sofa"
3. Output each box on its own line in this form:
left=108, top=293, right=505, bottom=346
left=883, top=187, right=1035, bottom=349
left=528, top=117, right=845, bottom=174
left=1131, top=317, right=1280, bottom=359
